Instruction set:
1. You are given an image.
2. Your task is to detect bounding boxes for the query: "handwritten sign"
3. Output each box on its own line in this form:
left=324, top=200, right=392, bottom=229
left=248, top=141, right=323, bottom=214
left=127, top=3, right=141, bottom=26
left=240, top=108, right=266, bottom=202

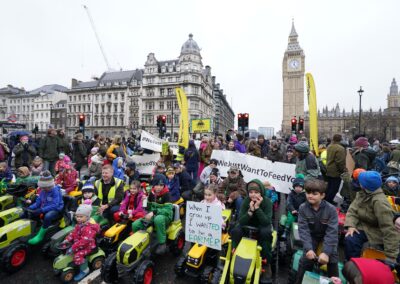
left=185, top=201, right=222, bottom=250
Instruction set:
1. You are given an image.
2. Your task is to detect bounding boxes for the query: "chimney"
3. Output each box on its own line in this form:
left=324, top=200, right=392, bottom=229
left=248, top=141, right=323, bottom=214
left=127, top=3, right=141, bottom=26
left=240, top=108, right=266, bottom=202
left=71, top=78, right=78, bottom=88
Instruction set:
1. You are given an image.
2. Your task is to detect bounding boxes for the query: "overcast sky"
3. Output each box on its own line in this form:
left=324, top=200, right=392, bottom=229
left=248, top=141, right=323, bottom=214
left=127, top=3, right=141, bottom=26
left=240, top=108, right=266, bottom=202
left=1, top=0, right=399, bottom=131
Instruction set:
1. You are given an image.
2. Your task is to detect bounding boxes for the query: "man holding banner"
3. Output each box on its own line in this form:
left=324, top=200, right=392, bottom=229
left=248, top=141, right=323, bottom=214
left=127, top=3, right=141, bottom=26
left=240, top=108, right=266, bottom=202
left=217, top=166, right=247, bottom=214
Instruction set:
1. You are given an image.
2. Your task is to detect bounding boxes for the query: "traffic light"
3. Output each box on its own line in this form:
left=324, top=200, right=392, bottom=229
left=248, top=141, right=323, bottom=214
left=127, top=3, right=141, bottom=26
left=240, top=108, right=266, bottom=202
left=157, top=115, right=167, bottom=138
left=79, top=114, right=85, bottom=133
left=298, top=117, right=304, bottom=133
left=156, top=115, right=161, bottom=128
left=291, top=117, right=297, bottom=133
left=161, top=115, right=166, bottom=127
left=237, top=113, right=243, bottom=130
left=243, top=113, right=249, bottom=130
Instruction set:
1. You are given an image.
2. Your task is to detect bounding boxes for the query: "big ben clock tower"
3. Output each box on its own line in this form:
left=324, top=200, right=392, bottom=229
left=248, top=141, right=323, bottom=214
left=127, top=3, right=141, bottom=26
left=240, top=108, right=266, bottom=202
left=282, top=20, right=305, bottom=135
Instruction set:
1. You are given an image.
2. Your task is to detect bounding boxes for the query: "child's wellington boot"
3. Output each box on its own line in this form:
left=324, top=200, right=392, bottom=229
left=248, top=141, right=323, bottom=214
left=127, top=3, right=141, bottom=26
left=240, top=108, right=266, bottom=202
left=74, top=262, right=90, bottom=281
left=28, top=227, right=48, bottom=245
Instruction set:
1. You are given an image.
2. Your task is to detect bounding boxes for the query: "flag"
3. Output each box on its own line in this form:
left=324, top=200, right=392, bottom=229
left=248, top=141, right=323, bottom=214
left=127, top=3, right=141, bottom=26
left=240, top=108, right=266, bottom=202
left=175, top=87, right=189, bottom=149
left=306, top=73, right=319, bottom=157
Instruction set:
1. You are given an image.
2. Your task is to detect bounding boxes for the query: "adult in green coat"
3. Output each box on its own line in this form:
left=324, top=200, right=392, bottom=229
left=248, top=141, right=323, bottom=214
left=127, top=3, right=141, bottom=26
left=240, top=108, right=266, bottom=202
left=39, top=129, right=61, bottom=176
left=344, top=171, right=399, bottom=261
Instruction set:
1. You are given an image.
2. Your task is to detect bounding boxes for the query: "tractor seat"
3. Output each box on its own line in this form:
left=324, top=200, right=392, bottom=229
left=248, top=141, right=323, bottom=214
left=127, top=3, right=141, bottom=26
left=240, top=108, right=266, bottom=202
left=172, top=204, right=180, bottom=221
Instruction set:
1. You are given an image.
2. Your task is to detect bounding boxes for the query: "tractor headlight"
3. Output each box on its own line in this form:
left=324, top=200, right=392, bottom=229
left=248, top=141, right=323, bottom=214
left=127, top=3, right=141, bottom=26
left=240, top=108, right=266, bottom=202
left=187, top=256, right=200, bottom=266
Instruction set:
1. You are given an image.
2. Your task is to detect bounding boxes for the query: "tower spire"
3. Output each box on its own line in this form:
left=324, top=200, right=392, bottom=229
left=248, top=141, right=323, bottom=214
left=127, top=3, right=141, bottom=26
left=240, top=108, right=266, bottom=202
left=286, top=19, right=302, bottom=52
left=290, top=18, right=298, bottom=37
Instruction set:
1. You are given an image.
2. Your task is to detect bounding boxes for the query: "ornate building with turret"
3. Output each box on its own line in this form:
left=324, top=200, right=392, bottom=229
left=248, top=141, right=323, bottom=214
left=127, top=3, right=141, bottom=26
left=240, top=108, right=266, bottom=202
left=303, top=78, right=400, bottom=141
left=66, top=34, right=234, bottom=138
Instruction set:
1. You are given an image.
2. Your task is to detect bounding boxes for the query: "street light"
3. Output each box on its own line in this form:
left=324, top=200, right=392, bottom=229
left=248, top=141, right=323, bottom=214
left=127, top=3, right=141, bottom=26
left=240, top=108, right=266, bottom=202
left=358, top=86, right=364, bottom=134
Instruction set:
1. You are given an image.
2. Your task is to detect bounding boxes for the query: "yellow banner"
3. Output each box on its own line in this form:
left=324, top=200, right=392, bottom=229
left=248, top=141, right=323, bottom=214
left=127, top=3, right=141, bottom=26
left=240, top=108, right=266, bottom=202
left=306, top=73, right=319, bottom=156
left=175, top=87, right=189, bottom=149
left=191, top=118, right=212, bottom=133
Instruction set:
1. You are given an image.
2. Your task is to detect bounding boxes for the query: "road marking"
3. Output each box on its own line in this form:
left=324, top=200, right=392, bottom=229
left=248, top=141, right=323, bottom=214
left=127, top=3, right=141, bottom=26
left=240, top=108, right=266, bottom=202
left=78, top=269, right=101, bottom=284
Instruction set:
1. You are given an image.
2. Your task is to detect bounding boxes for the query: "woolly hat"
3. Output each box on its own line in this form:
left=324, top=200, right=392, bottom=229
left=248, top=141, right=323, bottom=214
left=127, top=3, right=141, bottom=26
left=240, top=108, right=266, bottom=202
left=75, top=204, right=92, bottom=218
left=91, top=147, right=99, bottom=154
left=59, top=152, right=65, bottom=159
left=17, top=166, right=30, bottom=178
left=152, top=173, right=167, bottom=186
left=355, top=137, right=369, bottom=148
left=358, top=171, right=382, bottom=192
left=350, top=258, right=394, bottom=284
left=289, top=136, right=298, bottom=145
left=294, top=141, right=310, bottom=153
left=210, top=168, right=219, bottom=177
left=82, top=182, right=95, bottom=193
left=293, top=176, right=305, bottom=188
left=386, top=176, right=399, bottom=184
left=38, top=170, right=55, bottom=188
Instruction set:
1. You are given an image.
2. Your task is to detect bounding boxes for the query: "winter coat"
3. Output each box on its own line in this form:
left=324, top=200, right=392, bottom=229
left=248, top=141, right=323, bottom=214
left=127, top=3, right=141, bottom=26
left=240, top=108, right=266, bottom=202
left=0, top=167, right=13, bottom=182
left=382, top=177, right=400, bottom=196
left=55, top=169, right=78, bottom=193
left=65, top=221, right=100, bottom=265
left=29, top=186, right=64, bottom=213
left=112, top=157, right=125, bottom=180
left=345, top=188, right=399, bottom=259
left=149, top=186, right=171, bottom=204
left=13, top=143, right=36, bottom=168
left=238, top=179, right=272, bottom=227
left=0, top=142, right=10, bottom=162
left=57, top=137, right=71, bottom=156
left=39, top=135, right=61, bottom=161
left=326, top=142, right=346, bottom=178
left=176, top=170, right=194, bottom=193
left=234, top=141, right=246, bottom=153
left=184, top=147, right=200, bottom=171
left=72, top=139, right=87, bottom=169
left=166, top=176, right=181, bottom=202
left=258, top=140, right=269, bottom=158
left=286, top=190, right=306, bottom=212
left=298, top=200, right=338, bottom=258
left=201, top=197, right=225, bottom=209
left=352, top=148, right=376, bottom=170
left=295, top=153, right=321, bottom=181
left=119, top=190, right=145, bottom=216
left=54, top=155, right=71, bottom=173
left=267, top=149, right=283, bottom=162
left=88, top=155, right=103, bottom=179
left=217, top=175, right=247, bottom=202
left=106, top=143, right=126, bottom=161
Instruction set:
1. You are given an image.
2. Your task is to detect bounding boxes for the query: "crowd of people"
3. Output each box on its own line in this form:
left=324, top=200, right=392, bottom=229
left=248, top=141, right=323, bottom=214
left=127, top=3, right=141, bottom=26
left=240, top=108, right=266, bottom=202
left=1, top=127, right=400, bottom=283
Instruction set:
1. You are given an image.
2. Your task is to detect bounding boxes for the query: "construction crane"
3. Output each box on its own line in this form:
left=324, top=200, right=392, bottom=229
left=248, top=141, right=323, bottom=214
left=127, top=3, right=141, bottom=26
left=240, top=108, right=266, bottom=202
left=83, top=5, right=112, bottom=71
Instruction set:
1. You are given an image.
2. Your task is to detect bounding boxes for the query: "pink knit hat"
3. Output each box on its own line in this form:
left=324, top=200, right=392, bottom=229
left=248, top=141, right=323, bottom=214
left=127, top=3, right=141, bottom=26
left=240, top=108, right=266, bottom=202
left=355, top=137, right=369, bottom=148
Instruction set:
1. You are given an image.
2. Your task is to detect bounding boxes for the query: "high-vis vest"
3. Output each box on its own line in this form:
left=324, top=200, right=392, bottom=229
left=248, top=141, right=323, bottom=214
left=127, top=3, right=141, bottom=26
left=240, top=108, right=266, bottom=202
left=95, top=178, right=123, bottom=203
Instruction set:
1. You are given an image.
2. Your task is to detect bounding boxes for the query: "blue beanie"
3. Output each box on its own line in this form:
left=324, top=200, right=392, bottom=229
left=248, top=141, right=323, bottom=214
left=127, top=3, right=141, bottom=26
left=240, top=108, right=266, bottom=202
left=293, top=177, right=304, bottom=188
left=386, top=176, right=399, bottom=184
left=358, top=171, right=382, bottom=192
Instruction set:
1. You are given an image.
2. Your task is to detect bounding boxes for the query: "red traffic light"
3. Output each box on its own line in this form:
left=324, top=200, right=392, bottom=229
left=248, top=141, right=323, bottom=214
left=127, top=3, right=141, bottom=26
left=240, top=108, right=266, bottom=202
left=291, top=119, right=296, bottom=124
left=244, top=113, right=249, bottom=118
left=79, top=114, right=85, bottom=121
left=299, top=119, right=304, bottom=123
left=238, top=113, right=242, bottom=118
left=161, top=115, right=166, bottom=123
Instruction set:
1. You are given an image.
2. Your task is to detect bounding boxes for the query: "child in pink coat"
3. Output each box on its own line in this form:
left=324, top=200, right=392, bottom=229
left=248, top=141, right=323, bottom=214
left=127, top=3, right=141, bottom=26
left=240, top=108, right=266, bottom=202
left=113, top=180, right=146, bottom=222
left=55, top=164, right=78, bottom=194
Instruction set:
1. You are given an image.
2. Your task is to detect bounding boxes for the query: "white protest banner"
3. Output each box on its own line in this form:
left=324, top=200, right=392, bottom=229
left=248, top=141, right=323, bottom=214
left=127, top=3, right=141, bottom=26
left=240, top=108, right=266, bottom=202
left=140, top=130, right=178, bottom=155
left=211, top=150, right=296, bottom=194
left=127, top=153, right=160, bottom=175
left=185, top=201, right=222, bottom=250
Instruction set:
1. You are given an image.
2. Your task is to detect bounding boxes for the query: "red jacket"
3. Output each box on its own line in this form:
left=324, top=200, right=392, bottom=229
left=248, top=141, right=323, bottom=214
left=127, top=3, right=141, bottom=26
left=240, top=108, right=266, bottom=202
left=55, top=169, right=78, bottom=193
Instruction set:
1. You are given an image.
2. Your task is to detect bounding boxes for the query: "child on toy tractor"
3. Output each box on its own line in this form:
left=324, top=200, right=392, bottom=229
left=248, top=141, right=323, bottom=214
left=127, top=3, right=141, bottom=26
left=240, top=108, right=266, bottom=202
left=14, top=166, right=39, bottom=186
left=113, top=180, right=145, bottom=222
left=132, top=174, right=173, bottom=255
left=0, top=162, right=13, bottom=182
left=59, top=203, right=100, bottom=281
left=344, top=171, right=399, bottom=262
left=24, top=171, right=64, bottom=245
left=296, top=179, right=338, bottom=284
left=80, top=182, right=101, bottom=206
left=231, top=179, right=273, bottom=282
left=281, top=175, right=306, bottom=240
left=55, top=164, right=78, bottom=194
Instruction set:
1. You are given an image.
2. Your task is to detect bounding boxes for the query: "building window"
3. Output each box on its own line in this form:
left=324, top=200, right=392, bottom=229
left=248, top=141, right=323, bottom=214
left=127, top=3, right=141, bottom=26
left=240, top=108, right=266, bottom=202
left=121, top=93, right=124, bottom=100
left=101, top=105, right=105, bottom=112
left=107, top=105, right=111, bottom=112
left=174, top=101, right=179, bottom=109
left=167, top=115, right=171, bottom=124
left=114, top=103, right=118, bottom=112
left=174, top=114, right=179, bottom=124
left=194, top=87, right=199, bottom=95
left=88, top=104, right=91, bottom=112
left=167, top=88, right=173, bottom=96
left=167, top=101, right=172, bottom=110
left=120, top=116, right=124, bottom=125
left=160, top=89, right=165, bottom=96
left=159, top=101, right=164, bottom=110
left=83, top=95, right=86, bottom=101
left=114, top=116, right=117, bottom=125
left=120, top=103, right=124, bottom=112
left=114, top=93, right=118, bottom=100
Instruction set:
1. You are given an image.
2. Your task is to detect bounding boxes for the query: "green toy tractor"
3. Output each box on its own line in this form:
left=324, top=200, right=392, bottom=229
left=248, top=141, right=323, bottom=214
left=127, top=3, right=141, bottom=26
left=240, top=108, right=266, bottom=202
left=174, top=209, right=232, bottom=283
left=211, top=225, right=277, bottom=284
left=101, top=204, right=185, bottom=283
left=278, top=213, right=302, bottom=264
left=53, top=242, right=106, bottom=283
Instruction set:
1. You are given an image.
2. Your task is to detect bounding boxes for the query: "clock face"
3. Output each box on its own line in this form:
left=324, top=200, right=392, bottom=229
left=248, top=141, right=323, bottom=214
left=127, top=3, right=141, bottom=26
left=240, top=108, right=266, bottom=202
left=289, top=59, right=300, bottom=70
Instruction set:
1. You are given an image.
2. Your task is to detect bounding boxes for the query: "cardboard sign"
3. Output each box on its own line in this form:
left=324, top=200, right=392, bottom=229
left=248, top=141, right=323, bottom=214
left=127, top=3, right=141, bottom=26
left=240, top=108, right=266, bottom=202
left=185, top=201, right=222, bottom=250
left=127, top=153, right=160, bottom=175
left=191, top=118, right=212, bottom=133
left=211, top=150, right=296, bottom=194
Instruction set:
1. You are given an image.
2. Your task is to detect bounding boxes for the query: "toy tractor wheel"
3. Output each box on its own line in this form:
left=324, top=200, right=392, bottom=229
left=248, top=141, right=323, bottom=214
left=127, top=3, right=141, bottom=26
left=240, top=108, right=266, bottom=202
left=2, top=242, right=28, bottom=273
left=91, top=255, right=105, bottom=271
left=210, top=268, right=222, bottom=284
left=200, top=265, right=214, bottom=284
left=101, top=252, right=119, bottom=284
left=41, top=241, right=51, bottom=256
left=60, top=268, right=75, bottom=283
left=170, top=230, right=185, bottom=256
left=174, top=255, right=186, bottom=277
left=134, top=259, right=154, bottom=284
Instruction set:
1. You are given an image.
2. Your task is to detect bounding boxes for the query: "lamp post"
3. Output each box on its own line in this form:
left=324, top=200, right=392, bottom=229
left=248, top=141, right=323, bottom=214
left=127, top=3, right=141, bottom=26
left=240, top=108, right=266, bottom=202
left=358, top=86, right=364, bottom=134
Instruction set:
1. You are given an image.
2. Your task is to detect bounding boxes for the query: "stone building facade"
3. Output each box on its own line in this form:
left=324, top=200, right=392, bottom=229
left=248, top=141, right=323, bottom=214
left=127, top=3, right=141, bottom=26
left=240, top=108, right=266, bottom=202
left=212, top=77, right=235, bottom=135
left=303, top=78, right=400, bottom=141
left=282, top=21, right=305, bottom=135
left=50, top=100, right=67, bottom=131
left=66, top=34, right=233, bottom=139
